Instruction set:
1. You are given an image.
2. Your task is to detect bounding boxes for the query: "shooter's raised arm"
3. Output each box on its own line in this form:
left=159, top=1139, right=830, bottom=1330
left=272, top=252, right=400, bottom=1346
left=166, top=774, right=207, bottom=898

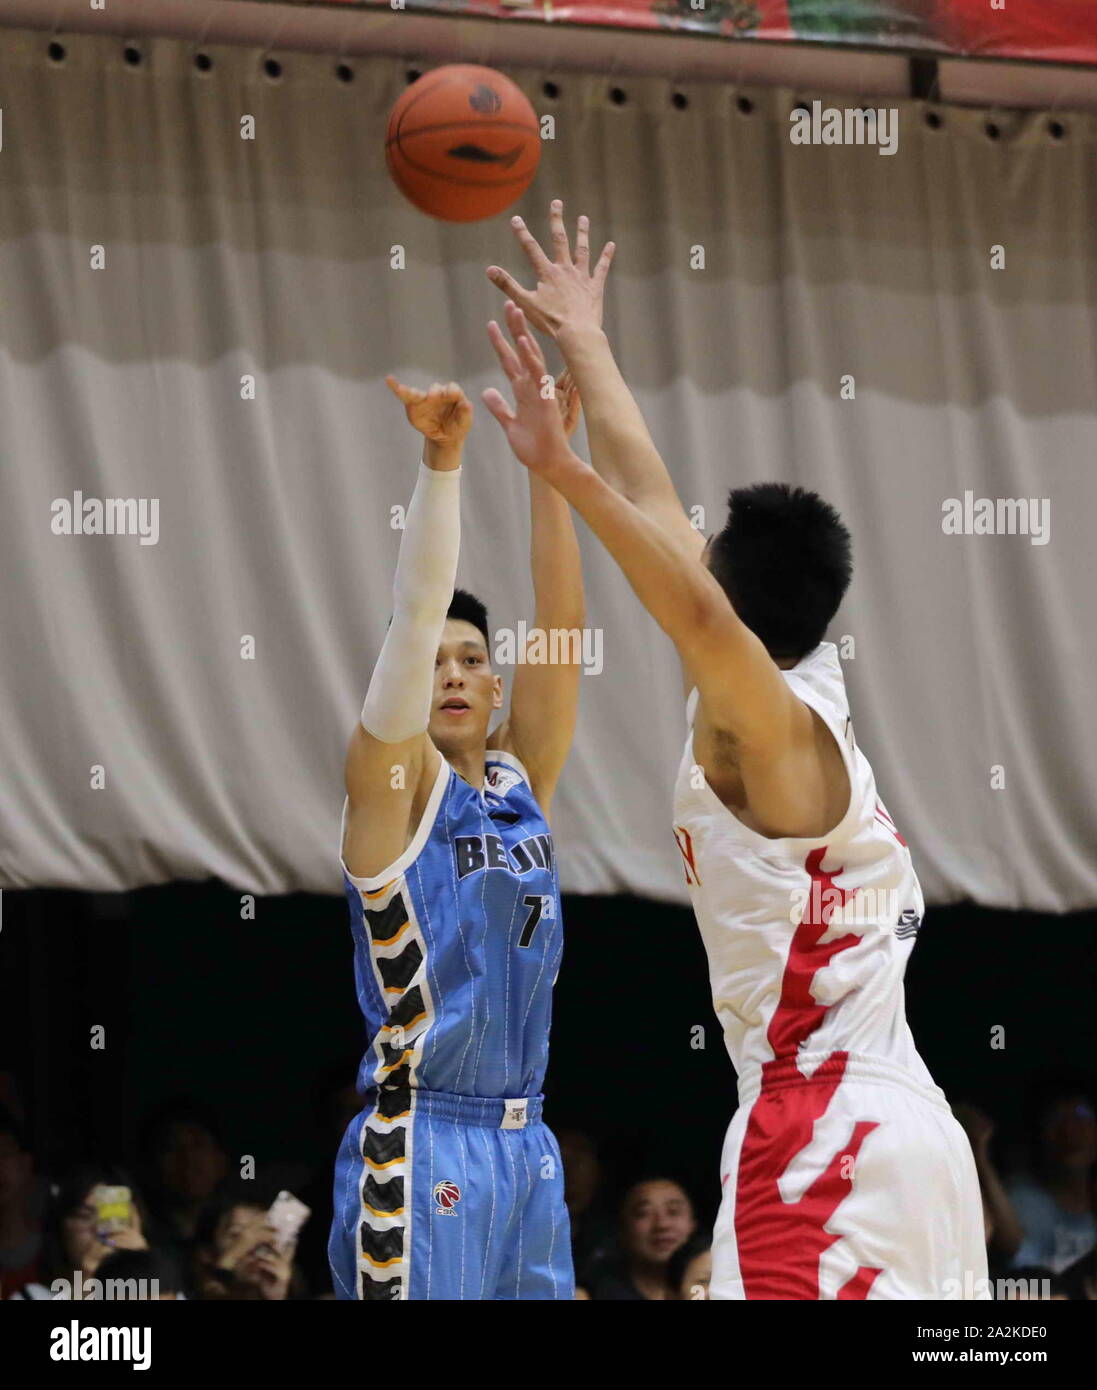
left=342, top=379, right=470, bottom=879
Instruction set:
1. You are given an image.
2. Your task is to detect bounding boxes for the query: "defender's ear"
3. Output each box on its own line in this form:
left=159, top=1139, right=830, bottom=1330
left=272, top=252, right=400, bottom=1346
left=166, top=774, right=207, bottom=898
left=492, top=674, right=505, bottom=709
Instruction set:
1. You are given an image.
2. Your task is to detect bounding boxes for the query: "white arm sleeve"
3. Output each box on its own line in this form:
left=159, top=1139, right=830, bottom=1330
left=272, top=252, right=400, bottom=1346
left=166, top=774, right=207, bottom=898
left=360, top=460, right=461, bottom=743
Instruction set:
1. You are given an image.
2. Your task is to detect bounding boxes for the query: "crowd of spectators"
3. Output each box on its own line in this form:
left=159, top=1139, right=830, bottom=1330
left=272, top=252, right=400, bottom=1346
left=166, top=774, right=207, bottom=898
left=1, top=1072, right=1093, bottom=1301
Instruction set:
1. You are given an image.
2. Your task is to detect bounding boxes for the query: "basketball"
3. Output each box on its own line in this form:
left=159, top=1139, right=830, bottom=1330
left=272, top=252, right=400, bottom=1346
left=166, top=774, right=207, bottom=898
left=385, top=65, right=541, bottom=223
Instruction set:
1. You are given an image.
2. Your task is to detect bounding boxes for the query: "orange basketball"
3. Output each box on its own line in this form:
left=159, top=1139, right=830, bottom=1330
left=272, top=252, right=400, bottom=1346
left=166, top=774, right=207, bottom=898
left=385, top=65, right=541, bottom=224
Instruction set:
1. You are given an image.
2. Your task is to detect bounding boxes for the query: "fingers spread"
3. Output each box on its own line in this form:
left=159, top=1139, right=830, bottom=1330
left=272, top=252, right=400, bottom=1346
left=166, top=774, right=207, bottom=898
left=548, top=199, right=572, bottom=265
left=595, top=240, right=616, bottom=284
left=509, top=215, right=553, bottom=275
left=502, top=302, right=544, bottom=371
left=486, top=319, right=522, bottom=381
left=574, top=214, right=590, bottom=271
left=487, top=265, right=524, bottom=297
left=480, top=387, right=514, bottom=426
left=515, top=332, right=545, bottom=378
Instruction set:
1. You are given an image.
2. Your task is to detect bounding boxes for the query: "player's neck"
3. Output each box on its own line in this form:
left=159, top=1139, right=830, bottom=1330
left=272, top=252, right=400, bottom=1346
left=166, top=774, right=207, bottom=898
left=446, top=746, right=488, bottom=793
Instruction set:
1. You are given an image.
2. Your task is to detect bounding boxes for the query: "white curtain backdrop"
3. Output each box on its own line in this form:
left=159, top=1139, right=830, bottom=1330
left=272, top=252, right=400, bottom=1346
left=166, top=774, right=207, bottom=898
left=1, top=28, right=1095, bottom=909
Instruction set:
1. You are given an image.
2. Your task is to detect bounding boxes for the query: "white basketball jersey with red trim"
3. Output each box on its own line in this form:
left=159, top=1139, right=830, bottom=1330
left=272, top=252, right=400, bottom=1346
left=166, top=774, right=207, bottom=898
left=672, top=640, right=937, bottom=1096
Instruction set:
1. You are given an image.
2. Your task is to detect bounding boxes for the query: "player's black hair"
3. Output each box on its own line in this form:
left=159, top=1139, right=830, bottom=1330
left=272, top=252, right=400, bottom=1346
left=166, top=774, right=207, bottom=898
left=446, top=588, right=490, bottom=649
left=705, top=483, right=852, bottom=662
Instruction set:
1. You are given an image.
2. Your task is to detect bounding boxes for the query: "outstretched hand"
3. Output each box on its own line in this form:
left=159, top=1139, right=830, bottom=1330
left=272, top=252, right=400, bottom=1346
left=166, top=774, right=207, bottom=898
left=486, top=199, right=615, bottom=340
left=481, top=301, right=584, bottom=480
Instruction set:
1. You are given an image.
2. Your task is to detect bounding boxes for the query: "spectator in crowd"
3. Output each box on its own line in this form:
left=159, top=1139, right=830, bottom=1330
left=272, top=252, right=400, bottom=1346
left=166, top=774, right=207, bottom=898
left=139, top=1099, right=230, bottom=1277
left=0, top=1107, right=44, bottom=1299
left=96, top=1247, right=181, bottom=1300
left=669, top=1241, right=712, bottom=1301
left=8, top=1163, right=150, bottom=1300
left=587, top=1177, right=697, bottom=1300
left=557, top=1128, right=615, bottom=1287
left=191, top=1190, right=303, bottom=1301
left=951, top=1101, right=1024, bottom=1274
left=1006, top=1079, right=1097, bottom=1274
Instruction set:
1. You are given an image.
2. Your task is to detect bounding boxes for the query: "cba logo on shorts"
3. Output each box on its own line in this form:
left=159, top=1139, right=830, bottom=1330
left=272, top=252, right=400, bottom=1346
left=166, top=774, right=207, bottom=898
left=433, top=1180, right=461, bottom=1215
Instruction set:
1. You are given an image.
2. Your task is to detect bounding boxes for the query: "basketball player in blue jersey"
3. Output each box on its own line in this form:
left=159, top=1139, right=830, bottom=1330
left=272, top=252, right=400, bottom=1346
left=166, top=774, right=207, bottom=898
left=329, top=304, right=591, bottom=1301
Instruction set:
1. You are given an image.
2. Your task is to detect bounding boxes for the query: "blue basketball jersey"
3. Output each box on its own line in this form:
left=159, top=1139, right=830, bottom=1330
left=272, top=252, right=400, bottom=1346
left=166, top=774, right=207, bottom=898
left=340, top=749, right=563, bottom=1100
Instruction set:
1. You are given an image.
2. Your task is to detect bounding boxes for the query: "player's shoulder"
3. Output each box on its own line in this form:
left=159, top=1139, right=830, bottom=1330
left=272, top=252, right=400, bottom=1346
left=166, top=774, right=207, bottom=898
left=484, top=748, right=532, bottom=797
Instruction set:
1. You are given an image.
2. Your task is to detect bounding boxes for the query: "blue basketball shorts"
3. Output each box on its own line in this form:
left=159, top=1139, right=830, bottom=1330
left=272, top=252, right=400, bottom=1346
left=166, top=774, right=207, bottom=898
left=328, top=1087, right=574, bottom=1301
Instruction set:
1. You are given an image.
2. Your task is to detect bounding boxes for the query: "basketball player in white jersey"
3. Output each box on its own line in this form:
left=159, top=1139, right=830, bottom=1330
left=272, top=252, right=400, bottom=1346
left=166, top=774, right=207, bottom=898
left=483, top=201, right=989, bottom=1300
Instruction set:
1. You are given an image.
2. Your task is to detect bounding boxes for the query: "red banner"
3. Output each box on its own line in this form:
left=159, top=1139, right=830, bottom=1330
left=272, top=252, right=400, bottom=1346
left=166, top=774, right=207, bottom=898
left=253, top=0, right=1097, bottom=66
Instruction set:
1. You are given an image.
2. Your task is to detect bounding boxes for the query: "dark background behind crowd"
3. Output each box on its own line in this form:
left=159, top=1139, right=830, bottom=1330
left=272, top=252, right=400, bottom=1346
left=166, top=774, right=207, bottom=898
left=2, top=886, right=1095, bottom=1300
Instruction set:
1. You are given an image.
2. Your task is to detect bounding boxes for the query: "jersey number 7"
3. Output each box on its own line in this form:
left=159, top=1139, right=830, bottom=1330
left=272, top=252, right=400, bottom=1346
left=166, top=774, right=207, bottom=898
left=518, top=894, right=554, bottom=948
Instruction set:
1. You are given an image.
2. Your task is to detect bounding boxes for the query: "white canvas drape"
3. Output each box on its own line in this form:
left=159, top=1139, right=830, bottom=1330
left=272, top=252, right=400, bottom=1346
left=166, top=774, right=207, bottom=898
left=1, top=28, right=1095, bottom=909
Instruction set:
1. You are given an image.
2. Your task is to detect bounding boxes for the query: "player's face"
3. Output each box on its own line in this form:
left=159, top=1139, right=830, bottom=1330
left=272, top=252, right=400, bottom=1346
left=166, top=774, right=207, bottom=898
left=621, top=1180, right=696, bottom=1265
left=429, top=619, right=503, bottom=753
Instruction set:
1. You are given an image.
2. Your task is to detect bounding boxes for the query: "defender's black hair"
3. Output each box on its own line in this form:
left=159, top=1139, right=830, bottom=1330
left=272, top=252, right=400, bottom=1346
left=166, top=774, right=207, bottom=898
left=446, top=588, right=490, bottom=649
left=706, top=483, right=852, bottom=662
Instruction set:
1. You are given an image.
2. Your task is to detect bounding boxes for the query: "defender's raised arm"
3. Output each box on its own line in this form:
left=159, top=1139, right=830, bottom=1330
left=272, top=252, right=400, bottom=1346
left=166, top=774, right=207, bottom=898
left=484, top=306, right=585, bottom=819
left=487, top=200, right=703, bottom=562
